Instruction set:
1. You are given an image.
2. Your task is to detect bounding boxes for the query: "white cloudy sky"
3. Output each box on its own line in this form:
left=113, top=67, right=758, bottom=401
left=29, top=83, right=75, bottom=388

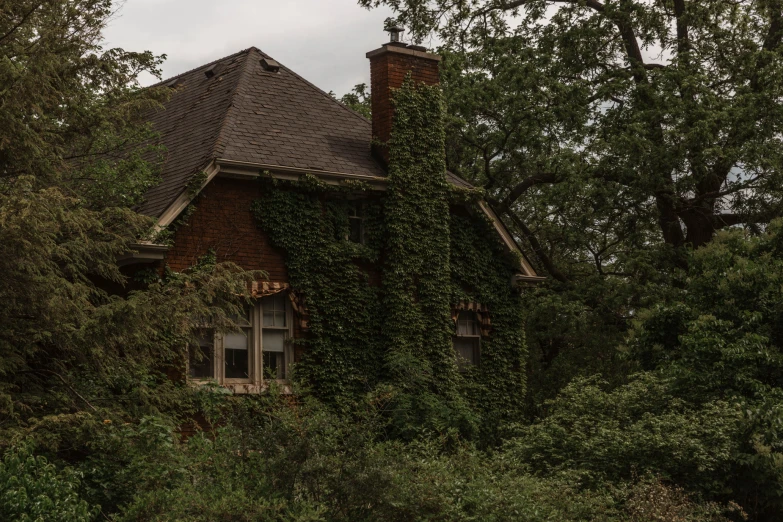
left=103, top=0, right=395, bottom=95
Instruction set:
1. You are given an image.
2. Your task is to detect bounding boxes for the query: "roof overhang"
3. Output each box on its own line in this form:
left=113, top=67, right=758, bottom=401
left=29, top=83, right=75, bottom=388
left=215, top=158, right=388, bottom=189
left=513, top=274, right=547, bottom=285
left=117, top=242, right=169, bottom=267
left=477, top=201, right=539, bottom=279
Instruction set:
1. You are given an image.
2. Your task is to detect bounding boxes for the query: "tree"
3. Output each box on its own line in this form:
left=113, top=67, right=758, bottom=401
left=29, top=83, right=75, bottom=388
left=337, top=83, right=372, bottom=119
left=0, top=3, right=259, bottom=515
left=360, top=0, right=783, bottom=273
left=0, top=0, right=167, bottom=207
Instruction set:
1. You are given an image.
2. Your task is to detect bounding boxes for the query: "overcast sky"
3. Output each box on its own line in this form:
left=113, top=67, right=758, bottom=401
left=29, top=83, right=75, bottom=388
left=103, top=0, right=395, bottom=95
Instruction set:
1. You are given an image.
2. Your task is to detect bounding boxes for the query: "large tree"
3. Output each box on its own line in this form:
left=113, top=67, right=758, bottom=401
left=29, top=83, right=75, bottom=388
left=0, top=3, right=259, bottom=515
left=363, top=0, right=783, bottom=277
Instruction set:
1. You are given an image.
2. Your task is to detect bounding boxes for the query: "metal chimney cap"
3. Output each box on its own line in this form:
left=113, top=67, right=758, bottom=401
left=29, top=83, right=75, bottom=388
left=387, top=26, right=404, bottom=43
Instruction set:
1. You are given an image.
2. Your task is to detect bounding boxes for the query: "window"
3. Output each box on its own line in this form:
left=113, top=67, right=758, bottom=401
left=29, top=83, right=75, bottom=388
left=189, top=331, right=214, bottom=379
left=453, top=311, right=480, bottom=369
left=224, top=308, right=252, bottom=382
left=188, top=294, right=293, bottom=386
left=262, top=294, right=288, bottom=379
left=347, top=202, right=365, bottom=244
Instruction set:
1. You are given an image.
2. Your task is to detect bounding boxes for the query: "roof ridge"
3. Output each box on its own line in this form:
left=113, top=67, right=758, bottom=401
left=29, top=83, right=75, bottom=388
left=147, top=47, right=259, bottom=89
left=211, top=49, right=258, bottom=157
left=151, top=49, right=252, bottom=208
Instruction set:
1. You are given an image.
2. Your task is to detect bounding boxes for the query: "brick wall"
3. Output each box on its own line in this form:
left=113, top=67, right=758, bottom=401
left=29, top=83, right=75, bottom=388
left=368, top=45, right=441, bottom=164
left=165, top=177, right=288, bottom=282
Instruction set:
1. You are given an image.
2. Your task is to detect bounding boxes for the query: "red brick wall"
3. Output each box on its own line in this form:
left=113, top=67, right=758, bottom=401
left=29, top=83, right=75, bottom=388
left=369, top=47, right=441, bottom=164
left=165, top=177, right=288, bottom=282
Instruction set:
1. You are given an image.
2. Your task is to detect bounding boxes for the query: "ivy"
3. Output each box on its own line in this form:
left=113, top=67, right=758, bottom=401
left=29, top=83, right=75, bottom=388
left=252, top=78, right=527, bottom=439
left=252, top=176, right=384, bottom=408
left=449, top=213, right=528, bottom=440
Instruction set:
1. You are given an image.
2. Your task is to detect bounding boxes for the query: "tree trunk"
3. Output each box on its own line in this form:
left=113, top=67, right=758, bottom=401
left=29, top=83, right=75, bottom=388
left=680, top=209, right=718, bottom=249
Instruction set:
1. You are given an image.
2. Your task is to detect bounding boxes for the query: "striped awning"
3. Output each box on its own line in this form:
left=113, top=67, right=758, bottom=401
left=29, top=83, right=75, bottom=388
left=451, top=301, right=491, bottom=337
left=250, top=280, right=289, bottom=297
left=250, top=281, right=309, bottom=330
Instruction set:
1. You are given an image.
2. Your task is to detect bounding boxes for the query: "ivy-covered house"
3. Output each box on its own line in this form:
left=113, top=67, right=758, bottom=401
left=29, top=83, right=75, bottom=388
left=128, top=34, right=542, bottom=421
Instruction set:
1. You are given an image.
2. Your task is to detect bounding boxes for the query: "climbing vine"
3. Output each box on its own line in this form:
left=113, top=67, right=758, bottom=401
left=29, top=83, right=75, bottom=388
left=252, top=78, right=527, bottom=439
left=252, top=175, right=384, bottom=408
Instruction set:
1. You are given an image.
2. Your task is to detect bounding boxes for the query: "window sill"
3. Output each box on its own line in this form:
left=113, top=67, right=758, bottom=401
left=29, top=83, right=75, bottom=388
left=189, top=380, right=292, bottom=395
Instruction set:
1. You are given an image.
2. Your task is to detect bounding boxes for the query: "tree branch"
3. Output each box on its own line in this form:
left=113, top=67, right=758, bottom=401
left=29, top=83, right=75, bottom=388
left=495, top=172, right=559, bottom=214
left=0, top=2, right=43, bottom=44
left=714, top=210, right=783, bottom=229
left=20, top=369, right=97, bottom=412
left=501, top=209, right=570, bottom=283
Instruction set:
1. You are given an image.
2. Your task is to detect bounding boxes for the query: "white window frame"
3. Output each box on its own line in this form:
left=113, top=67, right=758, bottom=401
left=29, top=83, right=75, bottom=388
left=257, top=293, right=293, bottom=382
left=188, top=295, right=293, bottom=388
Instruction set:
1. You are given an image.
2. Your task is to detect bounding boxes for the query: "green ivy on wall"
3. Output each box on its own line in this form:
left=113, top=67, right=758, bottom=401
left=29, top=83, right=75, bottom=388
left=252, top=175, right=384, bottom=408
left=252, top=77, right=527, bottom=439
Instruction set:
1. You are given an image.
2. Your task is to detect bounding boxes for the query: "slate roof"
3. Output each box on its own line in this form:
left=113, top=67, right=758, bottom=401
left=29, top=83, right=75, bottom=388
left=139, top=47, right=474, bottom=218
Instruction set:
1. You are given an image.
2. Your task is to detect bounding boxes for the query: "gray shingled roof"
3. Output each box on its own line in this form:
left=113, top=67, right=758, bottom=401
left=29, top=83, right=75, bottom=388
left=139, top=47, right=473, bottom=218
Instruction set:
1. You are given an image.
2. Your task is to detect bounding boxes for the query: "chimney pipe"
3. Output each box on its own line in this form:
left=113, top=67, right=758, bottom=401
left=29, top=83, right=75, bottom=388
left=366, top=28, right=441, bottom=166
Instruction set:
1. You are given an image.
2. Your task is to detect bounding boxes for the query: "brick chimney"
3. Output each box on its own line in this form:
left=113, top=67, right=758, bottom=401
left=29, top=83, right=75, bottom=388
left=366, top=28, right=441, bottom=165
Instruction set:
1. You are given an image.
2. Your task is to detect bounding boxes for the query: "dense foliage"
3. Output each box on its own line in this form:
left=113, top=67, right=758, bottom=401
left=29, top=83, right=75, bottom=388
left=253, top=80, right=527, bottom=441
left=2, top=0, right=783, bottom=520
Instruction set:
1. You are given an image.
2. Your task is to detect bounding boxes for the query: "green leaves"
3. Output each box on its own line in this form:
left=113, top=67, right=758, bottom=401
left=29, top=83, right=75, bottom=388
left=0, top=0, right=167, bottom=206
left=507, top=374, right=742, bottom=496
left=0, top=445, right=97, bottom=522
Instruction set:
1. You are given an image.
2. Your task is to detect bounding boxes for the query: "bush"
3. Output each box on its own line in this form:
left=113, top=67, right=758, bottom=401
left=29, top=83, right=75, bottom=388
left=506, top=374, right=742, bottom=497
left=0, top=445, right=96, bottom=522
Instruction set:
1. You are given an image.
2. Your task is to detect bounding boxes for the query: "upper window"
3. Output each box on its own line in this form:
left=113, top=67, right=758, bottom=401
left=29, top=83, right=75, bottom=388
left=347, top=202, right=365, bottom=244
left=188, top=294, right=293, bottom=386
left=453, top=311, right=480, bottom=369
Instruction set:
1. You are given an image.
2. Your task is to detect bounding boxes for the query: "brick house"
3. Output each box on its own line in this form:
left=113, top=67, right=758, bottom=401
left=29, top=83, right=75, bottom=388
left=125, top=34, right=542, bottom=394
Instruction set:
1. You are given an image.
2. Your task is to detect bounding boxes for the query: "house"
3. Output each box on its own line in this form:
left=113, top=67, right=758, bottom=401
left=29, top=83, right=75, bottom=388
left=125, top=31, right=542, bottom=402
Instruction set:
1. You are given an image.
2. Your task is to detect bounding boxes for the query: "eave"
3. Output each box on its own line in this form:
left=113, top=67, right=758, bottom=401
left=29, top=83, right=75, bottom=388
left=117, top=242, right=169, bottom=267
left=152, top=158, right=542, bottom=281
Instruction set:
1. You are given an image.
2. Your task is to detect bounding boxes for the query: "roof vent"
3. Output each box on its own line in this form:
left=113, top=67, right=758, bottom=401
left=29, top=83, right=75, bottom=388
left=166, top=78, right=183, bottom=89
left=204, top=63, right=223, bottom=78
left=260, top=57, right=280, bottom=72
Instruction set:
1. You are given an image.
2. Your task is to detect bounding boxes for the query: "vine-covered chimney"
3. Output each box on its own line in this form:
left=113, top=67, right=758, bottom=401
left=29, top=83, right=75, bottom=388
left=366, top=26, right=441, bottom=165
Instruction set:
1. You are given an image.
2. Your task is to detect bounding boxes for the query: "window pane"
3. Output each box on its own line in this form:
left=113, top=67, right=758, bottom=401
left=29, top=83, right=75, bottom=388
left=454, top=337, right=479, bottom=369
left=263, top=351, right=285, bottom=379
left=189, top=332, right=214, bottom=378
left=262, top=295, right=286, bottom=326
left=224, top=330, right=249, bottom=350
left=232, top=308, right=252, bottom=327
left=225, top=347, right=249, bottom=379
left=457, top=311, right=479, bottom=336
left=349, top=217, right=363, bottom=243
left=263, top=329, right=285, bottom=352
